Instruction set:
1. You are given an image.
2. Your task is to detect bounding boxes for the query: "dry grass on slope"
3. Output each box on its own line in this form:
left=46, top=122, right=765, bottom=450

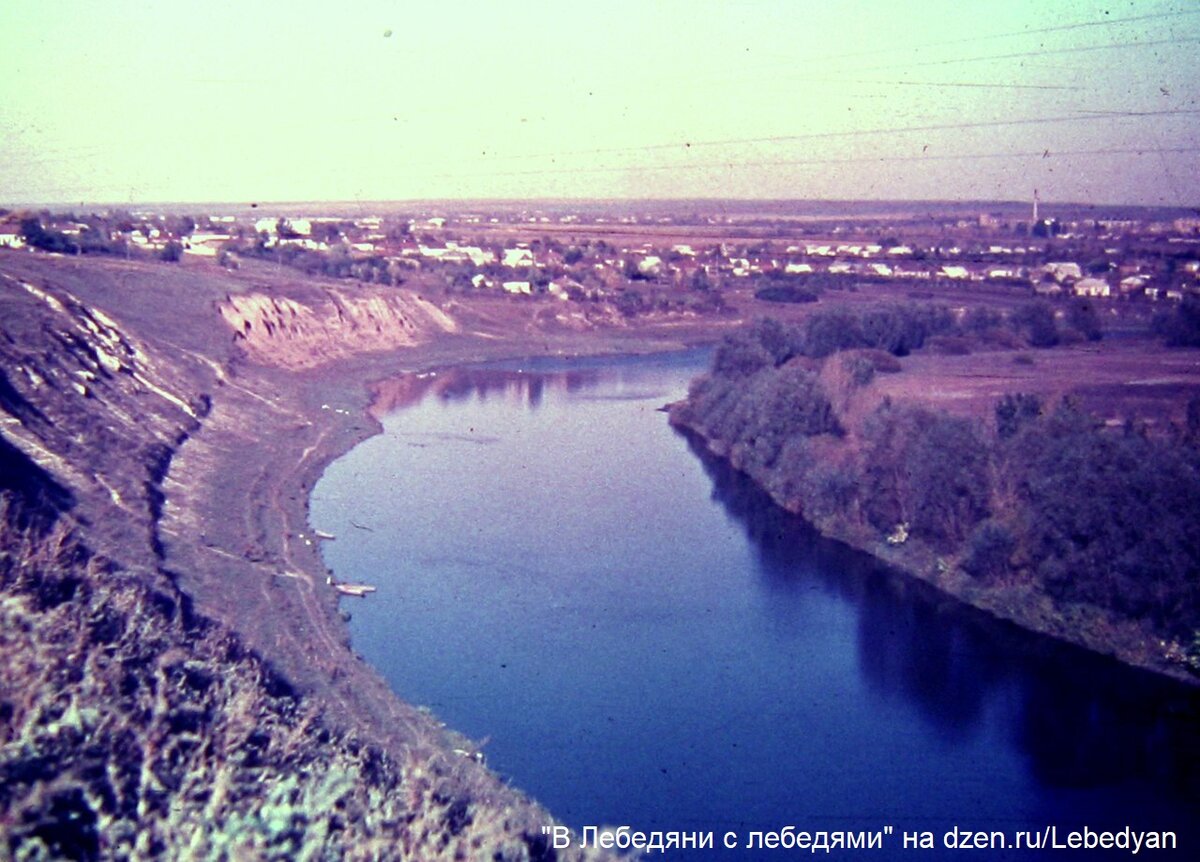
left=0, top=496, right=596, bottom=862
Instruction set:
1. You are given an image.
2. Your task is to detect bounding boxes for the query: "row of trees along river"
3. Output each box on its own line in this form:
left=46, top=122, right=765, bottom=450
left=669, top=301, right=1200, bottom=677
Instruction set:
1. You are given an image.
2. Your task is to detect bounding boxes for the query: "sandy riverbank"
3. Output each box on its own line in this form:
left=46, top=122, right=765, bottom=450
left=163, top=330, right=721, bottom=737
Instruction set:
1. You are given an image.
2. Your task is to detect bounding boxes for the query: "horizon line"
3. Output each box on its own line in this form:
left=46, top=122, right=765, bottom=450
left=5, top=196, right=1197, bottom=213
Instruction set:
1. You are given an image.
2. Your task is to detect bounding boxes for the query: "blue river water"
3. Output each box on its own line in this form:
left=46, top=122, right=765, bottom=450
left=311, top=351, right=1198, bottom=858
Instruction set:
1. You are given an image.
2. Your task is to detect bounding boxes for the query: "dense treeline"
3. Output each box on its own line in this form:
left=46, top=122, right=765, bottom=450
left=685, top=362, right=843, bottom=476
left=19, top=218, right=83, bottom=255
left=1001, top=405, right=1200, bottom=634
left=610, top=285, right=728, bottom=317
left=705, top=299, right=1108, bottom=382
left=860, top=402, right=991, bottom=548
left=18, top=217, right=186, bottom=263
left=672, top=307, right=1200, bottom=672
left=233, top=239, right=408, bottom=284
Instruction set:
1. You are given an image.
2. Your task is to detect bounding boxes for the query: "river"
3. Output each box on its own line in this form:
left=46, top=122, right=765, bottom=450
left=311, top=351, right=1197, bottom=858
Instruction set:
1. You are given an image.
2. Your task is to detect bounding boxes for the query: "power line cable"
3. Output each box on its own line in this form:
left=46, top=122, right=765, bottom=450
left=858, top=36, right=1200, bottom=73
left=436, top=146, right=1200, bottom=180
left=808, top=78, right=1080, bottom=91
left=760, top=8, right=1200, bottom=69
left=483, top=108, right=1200, bottom=163
left=714, top=9, right=1200, bottom=83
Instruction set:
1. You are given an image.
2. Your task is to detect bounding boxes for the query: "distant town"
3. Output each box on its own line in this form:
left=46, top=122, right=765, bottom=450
left=3, top=201, right=1200, bottom=314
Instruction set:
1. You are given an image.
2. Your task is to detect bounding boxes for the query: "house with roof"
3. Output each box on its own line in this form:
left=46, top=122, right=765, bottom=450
left=637, top=256, right=664, bottom=277
left=1045, top=262, right=1083, bottom=284
left=283, top=218, right=311, bottom=237
left=1074, top=277, right=1111, bottom=298
left=182, top=231, right=230, bottom=257
left=1119, top=275, right=1148, bottom=294
left=502, top=248, right=534, bottom=268
left=463, top=247, right=495, bottom=266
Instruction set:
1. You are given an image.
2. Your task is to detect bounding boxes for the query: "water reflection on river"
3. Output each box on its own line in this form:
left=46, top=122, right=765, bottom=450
left=312, top=352, right=1198, bottom=858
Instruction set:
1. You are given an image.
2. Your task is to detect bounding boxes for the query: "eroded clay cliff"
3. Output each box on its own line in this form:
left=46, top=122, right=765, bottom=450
left=218, top=288, right=459, bottom=370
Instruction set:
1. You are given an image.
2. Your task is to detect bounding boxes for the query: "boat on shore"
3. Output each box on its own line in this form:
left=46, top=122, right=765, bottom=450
left=326, top=576, right=376, bottom=597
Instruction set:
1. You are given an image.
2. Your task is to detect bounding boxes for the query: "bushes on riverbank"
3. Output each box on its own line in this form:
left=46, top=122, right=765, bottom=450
left=1003, top=405, right=1200, bottom=637
left=672, top=308, right=1200, bottom=672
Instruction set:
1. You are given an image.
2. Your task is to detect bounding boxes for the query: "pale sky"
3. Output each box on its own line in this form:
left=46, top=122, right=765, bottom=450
left=2, top=0, right=1197, bottom=206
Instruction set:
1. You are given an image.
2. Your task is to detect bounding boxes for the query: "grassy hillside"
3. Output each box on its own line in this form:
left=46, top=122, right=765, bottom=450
left=1, top=481, right=556, bottom=859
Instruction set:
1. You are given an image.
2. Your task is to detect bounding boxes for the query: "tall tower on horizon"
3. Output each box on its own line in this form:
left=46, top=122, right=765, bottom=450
left=1033, top=188, right=1040, bottom=223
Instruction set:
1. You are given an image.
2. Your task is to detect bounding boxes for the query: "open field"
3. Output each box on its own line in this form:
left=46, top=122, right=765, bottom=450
left=871, top=341, right=1200, bottom=430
